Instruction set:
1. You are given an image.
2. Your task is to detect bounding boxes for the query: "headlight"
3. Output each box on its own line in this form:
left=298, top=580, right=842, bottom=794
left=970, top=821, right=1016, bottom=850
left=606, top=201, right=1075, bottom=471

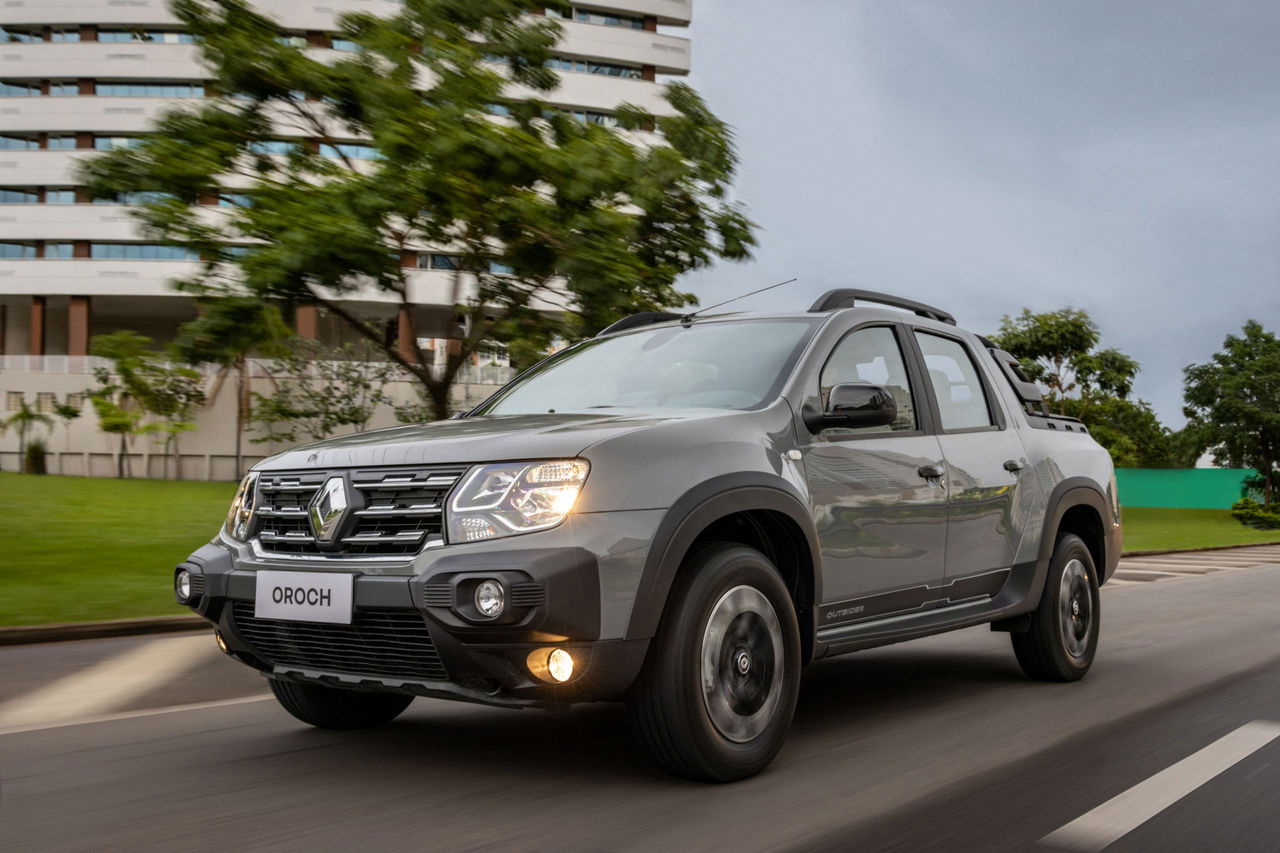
left=447, top=459, right=589, bottom=542
left=223, top=472, right=259, bottom=542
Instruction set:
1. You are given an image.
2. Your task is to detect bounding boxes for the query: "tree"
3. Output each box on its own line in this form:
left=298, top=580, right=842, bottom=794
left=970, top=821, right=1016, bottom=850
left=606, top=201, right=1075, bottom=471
left=1, top=400, right=54, bottom=474
left=171, top=298, right=288, bottom=475
left=52, top=401, right=82, bottom=455
left=79, top=0, right=755, bottom=420
left=251, top=339, right=398, bottom=443
left=1184, top=320, right=1280, bottom=509
left=994, top=308, right=1138, bottom=408
left=90, top=330, right=209, bottom=478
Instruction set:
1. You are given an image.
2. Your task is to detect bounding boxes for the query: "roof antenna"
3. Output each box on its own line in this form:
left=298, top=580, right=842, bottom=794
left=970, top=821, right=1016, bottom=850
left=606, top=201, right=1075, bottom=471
left=682, top=278, right=798, bottom=322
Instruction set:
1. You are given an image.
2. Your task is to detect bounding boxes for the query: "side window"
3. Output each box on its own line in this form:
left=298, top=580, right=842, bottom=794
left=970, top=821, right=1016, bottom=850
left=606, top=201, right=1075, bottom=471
left=819, top=326, right=917, bottom=434
left=914, top=332, right=994, bottom=430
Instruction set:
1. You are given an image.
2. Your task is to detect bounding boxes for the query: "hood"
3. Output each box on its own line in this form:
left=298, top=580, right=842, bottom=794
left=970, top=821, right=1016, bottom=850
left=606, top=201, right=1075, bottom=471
left=254, top=410, right=735, bottom=471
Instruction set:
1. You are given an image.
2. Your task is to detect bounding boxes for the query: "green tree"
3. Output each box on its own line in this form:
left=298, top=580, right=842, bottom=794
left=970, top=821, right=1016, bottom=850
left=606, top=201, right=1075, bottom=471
left=251, top=339, right=398, bottom=443
left=1, top=400, right=54, bottom=474
left=172, top=298, right=289, bottom=475
left=1184, top=320, right=1280, bottom=509
left=51, top=400, right=82, bottom=455
left=80, top=0, right=754, bottom=421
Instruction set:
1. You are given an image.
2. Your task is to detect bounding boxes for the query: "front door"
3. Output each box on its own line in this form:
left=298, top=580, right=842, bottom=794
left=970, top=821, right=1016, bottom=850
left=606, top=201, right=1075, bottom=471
left=911, top=329, right=1031, bottom=581
left=800, top=325, right=949, bottom=622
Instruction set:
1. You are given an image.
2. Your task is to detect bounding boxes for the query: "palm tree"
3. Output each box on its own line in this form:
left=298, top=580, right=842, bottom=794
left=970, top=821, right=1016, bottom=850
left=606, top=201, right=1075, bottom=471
left=1, top=400, right=54, bottom=474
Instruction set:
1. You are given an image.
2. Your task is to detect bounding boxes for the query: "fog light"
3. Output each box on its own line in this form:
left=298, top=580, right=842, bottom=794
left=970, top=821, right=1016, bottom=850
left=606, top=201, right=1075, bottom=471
left=175, top=570, right=192, bottom=604
left=214, top=631, right=228, bottom=653
left=547, top=648, right=574, bottom=683
left=475, top=579, right=505, bottom=619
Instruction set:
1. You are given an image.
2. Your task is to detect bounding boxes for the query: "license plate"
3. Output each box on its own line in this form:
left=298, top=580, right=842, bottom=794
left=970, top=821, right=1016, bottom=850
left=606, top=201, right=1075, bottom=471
left=254, top=570, right=354, bottom=624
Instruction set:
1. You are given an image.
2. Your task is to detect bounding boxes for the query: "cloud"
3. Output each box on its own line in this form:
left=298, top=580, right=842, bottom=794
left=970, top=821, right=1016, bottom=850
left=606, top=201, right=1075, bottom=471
left=678, top=0, right=1280, bottom=425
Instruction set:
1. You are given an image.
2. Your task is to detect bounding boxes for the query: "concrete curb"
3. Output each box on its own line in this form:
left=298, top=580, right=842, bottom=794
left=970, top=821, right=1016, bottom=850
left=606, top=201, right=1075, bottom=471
left=0, top=614, right=207, bottom=646
left=6, top=540, right=1280, bottom=646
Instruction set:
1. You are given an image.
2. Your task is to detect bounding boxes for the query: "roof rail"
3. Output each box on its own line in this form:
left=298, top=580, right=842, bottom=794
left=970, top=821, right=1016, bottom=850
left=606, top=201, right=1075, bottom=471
left=808, top=289, right=956, bottom=325
left=596, top=311, right=685, bottom=337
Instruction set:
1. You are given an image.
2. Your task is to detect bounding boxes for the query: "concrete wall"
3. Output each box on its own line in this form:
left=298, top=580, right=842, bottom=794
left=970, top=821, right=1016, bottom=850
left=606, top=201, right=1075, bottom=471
left=0, top=356, right=513, bottom=480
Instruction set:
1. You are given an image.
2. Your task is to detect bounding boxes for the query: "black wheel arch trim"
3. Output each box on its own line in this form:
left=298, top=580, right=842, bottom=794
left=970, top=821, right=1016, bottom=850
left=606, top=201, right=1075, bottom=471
left=1033, top=477, right=1118, bottom=593
left=623, top=473, right=821, bottom=643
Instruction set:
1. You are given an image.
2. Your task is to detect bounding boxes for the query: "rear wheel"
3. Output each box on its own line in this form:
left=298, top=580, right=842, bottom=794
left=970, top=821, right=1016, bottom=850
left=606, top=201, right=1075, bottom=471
left=627, top=543, right=801, bottom=782
left=1012, top=533, right=1100, bottom=682
left=268, top=678, right=413, bottom=729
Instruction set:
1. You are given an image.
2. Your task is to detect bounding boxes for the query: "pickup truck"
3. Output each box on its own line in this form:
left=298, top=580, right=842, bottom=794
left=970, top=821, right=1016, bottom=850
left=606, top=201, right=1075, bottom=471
left=177, top=289, right=1121, bottom=782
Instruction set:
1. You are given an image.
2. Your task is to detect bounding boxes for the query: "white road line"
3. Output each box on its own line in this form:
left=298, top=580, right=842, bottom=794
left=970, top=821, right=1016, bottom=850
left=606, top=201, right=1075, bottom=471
left=0, top=694, right=270, bottom=736
left=0, top=634, right=214, bottom=729
left=1041, top=720, right=1280, bottom=851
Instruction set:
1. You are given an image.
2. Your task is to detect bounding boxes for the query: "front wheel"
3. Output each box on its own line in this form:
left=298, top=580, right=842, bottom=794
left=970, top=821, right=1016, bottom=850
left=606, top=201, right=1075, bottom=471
left=1011, top=533, right=1101, bottom=682
left=268, top=678, right=413, bottom=729
left=627, top=543, right=801, bottom=782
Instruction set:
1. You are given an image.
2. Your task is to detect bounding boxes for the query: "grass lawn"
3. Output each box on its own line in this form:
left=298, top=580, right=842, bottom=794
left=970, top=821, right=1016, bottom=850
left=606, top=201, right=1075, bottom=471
left=4, top=474, right=1280, bottom=626
left=1121, top=506, right=1280, bottom=553
left=0, top=472, right=234, bottom=627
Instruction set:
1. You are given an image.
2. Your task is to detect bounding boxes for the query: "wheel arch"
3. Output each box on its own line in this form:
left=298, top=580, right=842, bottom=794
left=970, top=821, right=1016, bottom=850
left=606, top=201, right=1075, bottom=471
left=1037, top=478, right=1117, bottom=588
left=624, top=474, right=821, bottom=663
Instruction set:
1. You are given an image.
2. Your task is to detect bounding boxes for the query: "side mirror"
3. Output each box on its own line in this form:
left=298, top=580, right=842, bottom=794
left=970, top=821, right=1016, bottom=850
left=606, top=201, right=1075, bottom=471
left=804, top=383, right=897, bottom=434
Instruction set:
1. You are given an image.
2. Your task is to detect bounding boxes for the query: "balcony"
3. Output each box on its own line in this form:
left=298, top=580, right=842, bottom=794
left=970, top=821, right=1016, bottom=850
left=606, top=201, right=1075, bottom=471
left=0, top=42, right=202, bottom=81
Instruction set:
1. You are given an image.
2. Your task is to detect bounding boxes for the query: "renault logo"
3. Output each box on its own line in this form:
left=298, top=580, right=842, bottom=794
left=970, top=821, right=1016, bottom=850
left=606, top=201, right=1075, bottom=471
left=309, top=477, right=350, bottom=543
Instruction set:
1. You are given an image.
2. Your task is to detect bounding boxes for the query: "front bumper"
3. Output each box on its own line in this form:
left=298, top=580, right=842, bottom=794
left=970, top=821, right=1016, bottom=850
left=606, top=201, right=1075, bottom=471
left=179, top=541, right=650, bottom=708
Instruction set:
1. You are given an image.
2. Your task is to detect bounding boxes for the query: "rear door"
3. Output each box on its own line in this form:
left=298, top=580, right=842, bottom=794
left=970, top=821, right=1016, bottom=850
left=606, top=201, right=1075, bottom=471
left=909, top=329, right=1031, bottom=583
left=799, top=323, right=949, bottom=615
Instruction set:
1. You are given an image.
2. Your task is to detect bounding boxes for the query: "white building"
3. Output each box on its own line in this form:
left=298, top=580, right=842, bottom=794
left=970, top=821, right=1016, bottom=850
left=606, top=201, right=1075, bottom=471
left=0, top=1, right=692, bottom=477
left=0, top=0, right=693, bottom=358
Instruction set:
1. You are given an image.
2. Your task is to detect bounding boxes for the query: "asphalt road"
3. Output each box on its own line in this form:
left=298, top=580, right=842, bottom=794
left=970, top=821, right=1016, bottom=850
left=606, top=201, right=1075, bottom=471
left=3, top=549, right=1280, bottom=852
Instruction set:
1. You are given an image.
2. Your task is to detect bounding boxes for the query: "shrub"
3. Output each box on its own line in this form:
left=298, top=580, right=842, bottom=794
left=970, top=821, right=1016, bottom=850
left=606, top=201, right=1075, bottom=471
left=24, top=438, right=47, bottom=476
left=1230, top=498, right=1280, bottom=530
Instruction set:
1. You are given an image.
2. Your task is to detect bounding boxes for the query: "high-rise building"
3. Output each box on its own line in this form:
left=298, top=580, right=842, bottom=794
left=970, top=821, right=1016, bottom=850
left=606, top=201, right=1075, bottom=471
left=0, top=1, right=693, bottom=357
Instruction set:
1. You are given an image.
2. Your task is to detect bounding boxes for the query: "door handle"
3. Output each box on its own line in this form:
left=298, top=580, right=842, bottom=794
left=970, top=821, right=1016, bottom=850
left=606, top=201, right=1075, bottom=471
left=1003, top=459, right=1024, bottom=473
left=917, top=464, right=945, bottom=480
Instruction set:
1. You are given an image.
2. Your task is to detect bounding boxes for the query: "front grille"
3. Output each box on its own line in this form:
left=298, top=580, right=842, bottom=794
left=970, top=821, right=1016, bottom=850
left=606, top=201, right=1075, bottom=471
left=231, top=602, right=448, bottom=681
left=250, top=466, right=465, bottom=560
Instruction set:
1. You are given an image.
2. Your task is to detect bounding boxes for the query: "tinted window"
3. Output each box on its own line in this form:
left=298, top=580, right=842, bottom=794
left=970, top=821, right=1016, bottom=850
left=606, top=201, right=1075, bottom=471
left=481, top=320, right=816, bottom=415
left=820, top=326, right=917, bottom=433
left=915, top=332, right=994, bottom=430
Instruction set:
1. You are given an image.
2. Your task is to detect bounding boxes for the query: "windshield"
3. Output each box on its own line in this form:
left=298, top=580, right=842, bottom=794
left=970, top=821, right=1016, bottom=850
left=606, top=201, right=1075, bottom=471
left=477, top=319, right=818, bottom=415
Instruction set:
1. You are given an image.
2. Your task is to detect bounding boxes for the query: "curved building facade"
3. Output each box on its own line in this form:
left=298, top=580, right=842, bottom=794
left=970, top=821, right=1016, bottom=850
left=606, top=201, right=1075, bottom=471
left=0, top=0, right=693, bottom=356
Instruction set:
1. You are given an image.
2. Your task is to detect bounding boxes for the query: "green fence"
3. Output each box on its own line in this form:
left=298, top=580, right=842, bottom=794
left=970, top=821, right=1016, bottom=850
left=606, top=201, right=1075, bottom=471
left=1115, top=468, right=1252, bottom=509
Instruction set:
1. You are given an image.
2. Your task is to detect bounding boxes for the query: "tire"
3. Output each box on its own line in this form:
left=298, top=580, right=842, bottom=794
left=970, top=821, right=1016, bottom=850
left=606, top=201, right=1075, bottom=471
left=268, top=678, right=413, bottom=729
left=1012, top=533, right=1101, bottom=682
left=627, top=542, right=802, bottom=782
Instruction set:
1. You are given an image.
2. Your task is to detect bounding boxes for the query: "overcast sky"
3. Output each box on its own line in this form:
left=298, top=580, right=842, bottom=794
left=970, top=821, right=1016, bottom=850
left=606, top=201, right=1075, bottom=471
left=674, top=0, right=1280, bottom=426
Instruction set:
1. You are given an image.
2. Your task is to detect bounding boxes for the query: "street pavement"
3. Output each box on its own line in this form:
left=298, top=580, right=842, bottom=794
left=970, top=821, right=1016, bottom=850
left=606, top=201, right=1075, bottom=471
left=2, top=545, right=1279, bottom=851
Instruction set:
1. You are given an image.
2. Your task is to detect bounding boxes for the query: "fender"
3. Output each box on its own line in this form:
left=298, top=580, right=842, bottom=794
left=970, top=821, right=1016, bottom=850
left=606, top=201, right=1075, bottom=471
left=1018, top=478, right=1117, bottom=611
left=623, top=473, right=821, bottom=641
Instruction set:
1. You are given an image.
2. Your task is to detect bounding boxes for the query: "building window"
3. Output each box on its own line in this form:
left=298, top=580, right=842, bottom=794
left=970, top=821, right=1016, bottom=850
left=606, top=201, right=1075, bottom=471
left=44, top=242, right=74, bottom=259
left=0, top=134, right=40, bottom=150
left=45, top=188, right=76, bottom=204
left=0, top=188, right=39, bottom=204
left=248, top=140, right=300, bottom=155
left=568, top=109, right=619, bottom=127
left=275, top=34, right=308, bottom=48
left=65, top=393, right=85, bottom=409
left=6, top=391, right=24, bottom=411
left=547, top=7, right=646, bottom=29
left=99, top=30, right=195, bottom=44
left=1, top=27, right=43, bottom=44
left=90, top=243, right=198, bottom=261
left=488, top=260, right=514, bottom=275
left=93, top=136, right=145, bottom=150
left=50, top=28, right=81, bottom=44
left=35, top=392, right=56, bottom=413
left=97, top=82, right=205, bottom=97
left=331, top=38, right=359, bottom=52
left=48, top=81, right=79, bottom=97
left=218, top=193, right=253, bottom=207
left=0, top=242, right=37, bottom=258
left=0, top=81, right=42, bottom=97
left=46, top=135, right=77, bottom=150
left=546, top=57, right=643, bottom=79
left=319, top=142, right=381, bottom=160
left=93, top=191, right=172, bottom=205
left=428, top=254, right=460, bottom=271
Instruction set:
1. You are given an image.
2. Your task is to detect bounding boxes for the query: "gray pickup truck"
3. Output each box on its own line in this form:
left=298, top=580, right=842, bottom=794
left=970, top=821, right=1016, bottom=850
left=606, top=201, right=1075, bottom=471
left=177, top=289, right=1120, bottom=782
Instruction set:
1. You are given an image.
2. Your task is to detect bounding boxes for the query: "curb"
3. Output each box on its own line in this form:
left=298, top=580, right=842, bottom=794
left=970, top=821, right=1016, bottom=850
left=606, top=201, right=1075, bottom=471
left=1121, top=542, right=1280, bottom=557
left=0, top=614, right=207, bottom=646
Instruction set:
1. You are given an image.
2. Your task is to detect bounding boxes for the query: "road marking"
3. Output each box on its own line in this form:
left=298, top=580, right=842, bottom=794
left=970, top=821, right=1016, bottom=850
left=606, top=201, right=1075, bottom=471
left=0, top=694, right=270, bottom=736
left=1041, top=720, right=1280, bottom=851
left=0, top=634, right=214, bottom=729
